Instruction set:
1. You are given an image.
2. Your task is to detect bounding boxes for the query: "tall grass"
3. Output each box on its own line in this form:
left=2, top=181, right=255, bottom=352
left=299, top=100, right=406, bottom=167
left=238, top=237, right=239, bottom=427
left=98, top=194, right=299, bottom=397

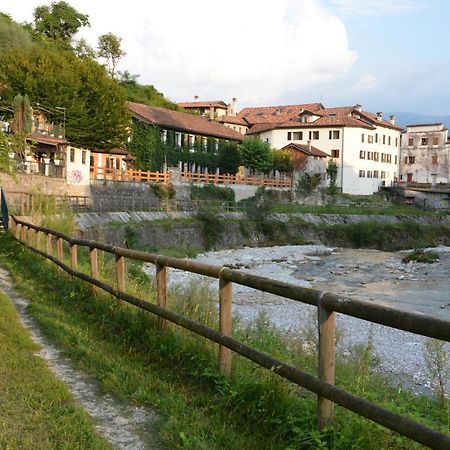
left=0, top=234, right=449, bottom=449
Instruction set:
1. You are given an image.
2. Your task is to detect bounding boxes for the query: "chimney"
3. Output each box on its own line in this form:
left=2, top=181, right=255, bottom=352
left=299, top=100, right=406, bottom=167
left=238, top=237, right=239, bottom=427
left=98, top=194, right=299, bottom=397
left=231, top=97, right=237, bottom=116
left=307, top=140, right=312, bottom=154
left=389, top=114, right=396, bottom=125
left=376, top=112, right=383, bottom=121
left=209, top=105, right=215, bottom=120
left=194, top=95, right=199, bottom=101
left=354, top=104, right=362, bottom=112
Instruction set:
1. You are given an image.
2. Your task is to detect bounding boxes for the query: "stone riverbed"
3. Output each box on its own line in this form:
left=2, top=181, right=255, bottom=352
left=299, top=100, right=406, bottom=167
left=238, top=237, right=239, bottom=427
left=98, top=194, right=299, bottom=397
left=145, top=245, right=450, bottom=396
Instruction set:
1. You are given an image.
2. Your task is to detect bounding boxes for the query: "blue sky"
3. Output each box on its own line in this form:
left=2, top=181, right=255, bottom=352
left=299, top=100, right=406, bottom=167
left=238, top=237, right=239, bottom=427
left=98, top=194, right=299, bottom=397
left=318, top=0, right=450, bottom=114
left=3, top=0, right=450, bottom=115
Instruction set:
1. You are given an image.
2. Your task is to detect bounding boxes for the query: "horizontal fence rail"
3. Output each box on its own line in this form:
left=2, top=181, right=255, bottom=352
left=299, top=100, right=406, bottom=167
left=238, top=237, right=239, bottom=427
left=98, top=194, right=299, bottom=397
left=9, top=215, right=450, bottom=450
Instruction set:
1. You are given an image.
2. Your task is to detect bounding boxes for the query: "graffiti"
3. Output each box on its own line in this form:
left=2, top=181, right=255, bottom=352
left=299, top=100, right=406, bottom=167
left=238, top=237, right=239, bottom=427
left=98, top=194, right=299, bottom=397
left=71, top=169, right=82, bottom=184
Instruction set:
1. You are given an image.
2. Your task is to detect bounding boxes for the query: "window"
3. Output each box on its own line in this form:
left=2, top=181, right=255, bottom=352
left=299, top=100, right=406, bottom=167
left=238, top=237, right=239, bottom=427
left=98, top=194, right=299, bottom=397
left=387, top=154, right=392, bottom=163
left=287, top=132, right=292, bottom=140
left=373, top=152, right=379, bottom=161
left=421, top=137, right=428, bottom=146
left=381, top=171, right=386, bottom=179
left=408, top=138, right=413, bottom=146
left=395, top=138, right=398, bottom=147
left=373, top=170, right=379, bottom=178
left=116, top=158, right=120, bottom=169
left=433, top=137, right=439, bottom=146
left=70, top=148, right=75, bottom=163
left=375, top=134, right=378, bottom=143
left=432, top=155, right=438, bottom=164
left=388, top=136, right=391, bottom=146
left=81, top=150, right=86, bottom=165
left=367, top=151, right=373, bottom=160
left=395, top=155, right=398, bottom=164
left=381, top=153, right=386, bottom=162
left=161, top=129, right=167, bottom=143
left=293, top=131, right=303, bottom=140
left=408, top=156, right=415, bottom=164
left=382, top=135, right=386, bottom=145
left=368, top=135, right=373, bottom=144
left=309, top=130, right=319, bottom=140
left=367, top=170, right=373, bottom=178
left=404, top=156, right=408, bottom=164
left=361, top=133, right=365, bottom=143
left=329, top=130, right=340, bottom=139
left=331, top=149, right=340, bottom=158
left=359, top=170, right=365, bottom=178
left=359, top=150, right=366, bottom=159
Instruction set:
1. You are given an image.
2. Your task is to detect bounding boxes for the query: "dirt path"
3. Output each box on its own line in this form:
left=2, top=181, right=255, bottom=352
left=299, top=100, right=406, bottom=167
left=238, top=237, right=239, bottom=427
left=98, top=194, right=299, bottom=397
left=0, top=267, right=162, bottom=450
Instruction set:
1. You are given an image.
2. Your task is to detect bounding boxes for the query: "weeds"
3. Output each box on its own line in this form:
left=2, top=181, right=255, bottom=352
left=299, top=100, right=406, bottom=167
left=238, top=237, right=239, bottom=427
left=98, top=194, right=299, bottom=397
left=424, top=338, right=449, bottom=406
left=402, top=249, right=440, bottom=264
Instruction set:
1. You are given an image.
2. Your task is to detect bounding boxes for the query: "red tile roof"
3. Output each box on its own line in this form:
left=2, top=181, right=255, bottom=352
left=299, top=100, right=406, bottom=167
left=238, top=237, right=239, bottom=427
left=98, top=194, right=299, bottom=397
left=217, top=115, right=248, bottom=126
left=90, top=147, right=130, bottom=155
left=178, top=101, right=228, bottom=109
left=245, top=104, right=403, bottom=134
left=282, top=143, right=330, bottom=158
left=128, top=102, right=244, bottom=141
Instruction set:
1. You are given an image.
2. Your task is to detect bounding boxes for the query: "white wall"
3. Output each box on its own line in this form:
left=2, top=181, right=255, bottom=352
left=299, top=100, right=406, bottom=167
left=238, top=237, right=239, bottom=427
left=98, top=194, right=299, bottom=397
left=258, top=124, right=400, bottom=195
left=66, top=146, right=91, bottom=186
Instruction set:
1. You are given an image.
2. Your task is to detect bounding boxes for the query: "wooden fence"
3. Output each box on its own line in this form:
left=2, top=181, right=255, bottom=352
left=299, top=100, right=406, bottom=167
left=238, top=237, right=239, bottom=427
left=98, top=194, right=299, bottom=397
left=10, top=215, right=450, bottom=450
left=90, top=167, right=170, bottom=184
left=180, top=171, right=293, bottom=188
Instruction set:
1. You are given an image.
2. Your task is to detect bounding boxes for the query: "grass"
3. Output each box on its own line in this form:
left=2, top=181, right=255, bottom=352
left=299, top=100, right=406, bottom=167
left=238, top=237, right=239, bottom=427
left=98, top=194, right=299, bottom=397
left=0, top=233, right=449, bottom=449
left=402, top=248, right=440, bottom=263
left=0, top=289, right=111, bottom=449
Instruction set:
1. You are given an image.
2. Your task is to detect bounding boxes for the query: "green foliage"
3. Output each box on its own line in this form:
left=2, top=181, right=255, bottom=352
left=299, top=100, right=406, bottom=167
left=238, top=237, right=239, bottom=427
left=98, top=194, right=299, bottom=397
left=191, top=184, right=235, bottom=203
left=271, top=148, right=293, bottom=173
left=0, top=14, right=33, bottom=54
left=402, top=249, right=440, bottom=264
left=0, top=44, right=129, bottom=148
left=124, top=226, right=140, bottom=249
left=218, top=140, right=241, bottom=175
left=195, top=209, right=226, bottom=249
left=73, top=38, right=95, bottom=59
left=150, top=182, right=176, bottom=199
left=32, top=1, right=90, bottom=47
left=118, top=71, right=180, bottom=110
left=423, top=338, right=449, bottom=406
left=11, top=93, right=32, bottom=134
left=327, top=159, right=339, bottom=196
left=239, top=136, right=273, bottom=173
left=296, top=172, right=320, bottom=194
left=0, top=130, right=13, bottom=174
left=97, top=32, right=125, bottom=79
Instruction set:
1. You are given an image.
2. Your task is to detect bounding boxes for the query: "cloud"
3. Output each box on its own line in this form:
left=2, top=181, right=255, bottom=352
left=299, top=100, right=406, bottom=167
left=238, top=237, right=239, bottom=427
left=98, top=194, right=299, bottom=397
left=2, top=0, right=357, bottom=106
left=353, top=73, right=377, bottom=90
left=330, top=0, right=426, bottom=17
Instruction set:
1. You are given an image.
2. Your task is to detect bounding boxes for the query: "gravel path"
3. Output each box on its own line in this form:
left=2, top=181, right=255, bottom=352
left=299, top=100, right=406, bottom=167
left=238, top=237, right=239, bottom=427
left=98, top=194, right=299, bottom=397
left=145, top=244, right=450, bottom=396
left=0, top=267, right=162, bottom=450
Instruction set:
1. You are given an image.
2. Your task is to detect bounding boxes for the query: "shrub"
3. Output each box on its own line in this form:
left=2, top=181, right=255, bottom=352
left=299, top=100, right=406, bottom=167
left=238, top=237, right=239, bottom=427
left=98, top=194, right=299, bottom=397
left=402, top=249, right=439, bottom=264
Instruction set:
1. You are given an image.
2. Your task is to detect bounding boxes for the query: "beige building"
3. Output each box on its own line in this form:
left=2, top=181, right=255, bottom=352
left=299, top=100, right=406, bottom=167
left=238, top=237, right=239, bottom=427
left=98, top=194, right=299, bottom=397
left=400, top=123, right=450, bottom=185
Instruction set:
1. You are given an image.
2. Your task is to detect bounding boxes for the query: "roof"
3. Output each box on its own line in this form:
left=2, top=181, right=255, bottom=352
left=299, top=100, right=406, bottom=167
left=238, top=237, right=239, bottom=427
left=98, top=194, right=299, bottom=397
left=405, top=123, right=445, bottom=128
left=217, top=115, right=248, bottom=126
left=282, top=143, right=330, bottom=158
left=128, top=102, right=244, bottom=141
left=244, top=104, right=403, bottom=134
left=27, top=134, right=66, bottom=146
left=90, top=147, right=130, bottom=155
left=178, top=100, right=228, bottom=109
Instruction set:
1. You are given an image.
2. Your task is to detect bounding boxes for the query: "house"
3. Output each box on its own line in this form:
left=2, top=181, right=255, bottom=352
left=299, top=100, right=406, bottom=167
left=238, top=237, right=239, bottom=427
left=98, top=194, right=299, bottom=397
left=282, top=142, right=329, bottom=173
left=127, top=102, right=244, bottom=173
left=178, top=97, right=248, bottom=135
left=89, top=147, right=133, bottom=180
left=240, top=103, right=402, bottom=195
left=399, top=123, right=450, bottom=186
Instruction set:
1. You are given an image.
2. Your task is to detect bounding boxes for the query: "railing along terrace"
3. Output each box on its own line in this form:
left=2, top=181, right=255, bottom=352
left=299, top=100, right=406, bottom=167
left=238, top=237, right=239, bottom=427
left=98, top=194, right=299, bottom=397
left=9, top=215, right=450, bottom=450
left=90, top=167, right=170, bottom=184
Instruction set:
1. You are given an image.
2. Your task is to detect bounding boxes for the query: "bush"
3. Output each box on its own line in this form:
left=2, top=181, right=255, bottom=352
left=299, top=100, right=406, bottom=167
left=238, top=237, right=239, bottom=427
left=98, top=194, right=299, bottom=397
left=191, top=184, right=235, bottom=203
left=402, top=249, right=440, bottom=264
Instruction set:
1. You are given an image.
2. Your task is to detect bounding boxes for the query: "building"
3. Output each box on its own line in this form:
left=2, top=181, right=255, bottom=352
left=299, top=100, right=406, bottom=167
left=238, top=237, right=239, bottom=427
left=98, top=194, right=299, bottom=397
left=128, top=102, right=244, bottom=173
left=400, top=123, right=450, bottom=185
left=178, top=97, right=248, bottom=135
left=240, top=103, right=402, bottom=195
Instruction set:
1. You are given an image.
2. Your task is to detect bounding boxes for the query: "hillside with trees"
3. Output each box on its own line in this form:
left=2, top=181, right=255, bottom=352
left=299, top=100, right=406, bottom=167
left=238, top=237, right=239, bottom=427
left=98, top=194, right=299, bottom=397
left=0, top=2, right=179, bottom=149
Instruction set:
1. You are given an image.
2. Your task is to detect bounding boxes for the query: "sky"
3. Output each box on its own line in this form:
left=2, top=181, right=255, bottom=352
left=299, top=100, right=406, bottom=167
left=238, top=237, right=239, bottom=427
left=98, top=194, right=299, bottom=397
left=2, top=0, right=450, bottom=115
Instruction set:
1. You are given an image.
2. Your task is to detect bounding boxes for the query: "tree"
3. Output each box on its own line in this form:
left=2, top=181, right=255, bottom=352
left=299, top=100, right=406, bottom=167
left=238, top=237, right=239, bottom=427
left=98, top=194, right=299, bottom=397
left=0, top=130, right=13, bottom=174
left=218, top=141, right=241, bottom=175
left=271, top=148, right=293, bottom=173
left=0, top=14, right=32, bottom=55
left=239, top=136, right=273, bottom=173
left=326, top=159, right=339, bottom=197
left=74, top=38, right=95, bottom=59
left=97, top=33, right=125, bottom=79
left=33, top=1, right=89, bottom=47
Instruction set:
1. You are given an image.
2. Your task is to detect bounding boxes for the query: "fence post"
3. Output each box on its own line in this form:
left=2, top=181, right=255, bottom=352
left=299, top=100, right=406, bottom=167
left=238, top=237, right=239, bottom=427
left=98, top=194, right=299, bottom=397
left=156, top=258, right=167, bottom=332
left=21, top=225, right=27, bottom=242
left=56, top=237, right=63, bottom=271
left=219, top=270, right=233, bottom=377
left=89, top=247, right=99, bottom=293
left=317, top=293, right=336, bottom=430
left=115, top=254, right=126, bottom=293
left=70, top=244, right=78, bottom=271
left=15, top=222, right=20, bottom=240
left=35, top=230, right=41, bottom=251
left=46, top=232, right=52, bottom=256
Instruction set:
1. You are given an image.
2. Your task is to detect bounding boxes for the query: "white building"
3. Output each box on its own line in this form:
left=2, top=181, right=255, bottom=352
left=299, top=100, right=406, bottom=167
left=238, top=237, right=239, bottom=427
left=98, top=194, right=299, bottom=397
left=240, top=104, right=402, bottom=195
left=400, top=123, right=450, bottom=185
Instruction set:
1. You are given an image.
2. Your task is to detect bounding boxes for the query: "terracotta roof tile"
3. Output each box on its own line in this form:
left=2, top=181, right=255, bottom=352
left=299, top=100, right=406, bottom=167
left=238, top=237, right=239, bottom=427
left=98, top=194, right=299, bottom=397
left=282, top=143, right=330, bottom=158
left=217, top=115, right=248, bottom=126
left=128, top=102, right=244, bottom=141
left=178, top=101, right=228, bottom=109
